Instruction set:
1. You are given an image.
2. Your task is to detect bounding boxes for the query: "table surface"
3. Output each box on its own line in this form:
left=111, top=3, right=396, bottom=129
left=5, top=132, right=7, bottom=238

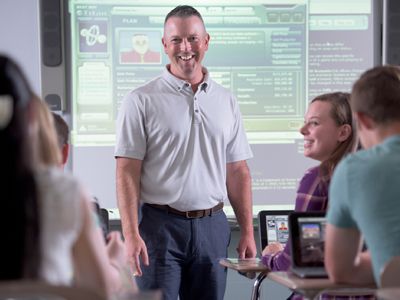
left=377, top=288, right=400, bottom=300
left=128, top=290, right=162, bottom=300
left=219, top=258, right=268, bottom=272
left=267, top=272, right=376, bottom=299
left=267, top=271, right=346, bottom=290
left=219, top=259, right=376, bottom=300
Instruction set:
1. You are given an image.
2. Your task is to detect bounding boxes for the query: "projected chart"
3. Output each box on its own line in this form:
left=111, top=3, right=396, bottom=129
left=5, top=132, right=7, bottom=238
left=67, top=0, right=376, bottom=211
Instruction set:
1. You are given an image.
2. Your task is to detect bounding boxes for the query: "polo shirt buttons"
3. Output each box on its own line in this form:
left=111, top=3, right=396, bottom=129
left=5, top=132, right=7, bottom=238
left=193, top=96, right=201, bottom=124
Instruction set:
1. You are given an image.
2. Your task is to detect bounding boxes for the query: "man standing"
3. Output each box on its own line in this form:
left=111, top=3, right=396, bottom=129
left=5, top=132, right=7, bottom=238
left=325, top=65, right=400, bottom=286
left=115, top=5, right=256, bottom=300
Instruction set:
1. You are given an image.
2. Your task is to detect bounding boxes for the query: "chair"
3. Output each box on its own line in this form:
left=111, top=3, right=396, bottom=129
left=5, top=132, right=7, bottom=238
left=380, top=256, right=400, bottom=288
left=0, top=281, right=106, bottom=300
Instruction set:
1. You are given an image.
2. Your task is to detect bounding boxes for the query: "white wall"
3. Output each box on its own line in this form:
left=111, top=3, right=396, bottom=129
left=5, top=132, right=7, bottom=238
left=0, top=0, right=41, bottom=94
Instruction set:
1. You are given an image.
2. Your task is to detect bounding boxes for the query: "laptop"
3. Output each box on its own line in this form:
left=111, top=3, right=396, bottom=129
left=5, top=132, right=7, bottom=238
left=289, top=211, right=328, bottom=278
left=258, top=210, right=292, bottom=250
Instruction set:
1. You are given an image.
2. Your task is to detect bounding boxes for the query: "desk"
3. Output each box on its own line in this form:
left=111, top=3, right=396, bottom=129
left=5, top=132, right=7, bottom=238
left=219, top=258, right=270, bottom=300
left=267, top=272, right=376, bottom=300
left=376, top=288, right=400, bottom=300
left=122, top=290, right=162, bottom=300
left=220, top=259, right=376, bottom=300
left=251, top=270, right=269, bottom=300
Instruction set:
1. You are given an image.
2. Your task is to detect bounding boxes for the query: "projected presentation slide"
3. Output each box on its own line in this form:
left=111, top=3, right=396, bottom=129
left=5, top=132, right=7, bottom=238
left=68, top=0, right=376, bottom=212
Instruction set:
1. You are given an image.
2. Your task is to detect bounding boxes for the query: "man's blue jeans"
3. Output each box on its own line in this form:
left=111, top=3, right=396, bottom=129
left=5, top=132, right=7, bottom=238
left=136, top=204, right=231, bottom=300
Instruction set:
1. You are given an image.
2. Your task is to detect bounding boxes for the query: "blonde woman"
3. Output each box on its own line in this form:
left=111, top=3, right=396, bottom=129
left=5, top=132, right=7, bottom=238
left=0, top=55, right=136, bottom=298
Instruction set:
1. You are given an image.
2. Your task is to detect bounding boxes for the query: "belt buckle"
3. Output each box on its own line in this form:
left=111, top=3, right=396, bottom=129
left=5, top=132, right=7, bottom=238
left=186, top=210, right=208, bottom=218
left=185, top=211, right=197, bottom=219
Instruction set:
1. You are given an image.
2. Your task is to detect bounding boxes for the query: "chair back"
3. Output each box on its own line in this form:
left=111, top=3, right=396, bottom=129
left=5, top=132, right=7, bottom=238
left=380, top=256, right=400, bottom=287
left=0, top=281, right=106, bottom=300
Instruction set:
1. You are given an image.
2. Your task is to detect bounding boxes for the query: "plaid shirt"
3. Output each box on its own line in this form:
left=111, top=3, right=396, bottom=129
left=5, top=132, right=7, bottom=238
left=262, top=166, right=328, bottom=271
left=261, top=166, right=375, bottom=300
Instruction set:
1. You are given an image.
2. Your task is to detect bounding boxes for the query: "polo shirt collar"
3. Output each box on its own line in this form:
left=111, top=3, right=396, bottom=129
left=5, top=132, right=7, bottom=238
left=163, top=65, right=210, bottom=93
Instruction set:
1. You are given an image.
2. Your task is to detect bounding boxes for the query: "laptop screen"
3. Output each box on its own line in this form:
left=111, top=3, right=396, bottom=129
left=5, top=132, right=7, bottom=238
left=258, top=210, right=291, bottom=250
left=289, top=212, right=326, bottom=267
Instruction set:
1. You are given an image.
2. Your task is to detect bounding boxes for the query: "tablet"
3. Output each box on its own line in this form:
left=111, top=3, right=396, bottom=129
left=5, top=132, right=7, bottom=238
left=289, top=211, right=327, bottom=269
left=258, top=210, right=292, bottom=250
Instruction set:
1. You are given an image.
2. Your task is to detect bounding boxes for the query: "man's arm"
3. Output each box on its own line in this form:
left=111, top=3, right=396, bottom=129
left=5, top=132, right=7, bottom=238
left=116, top=157, right=148, bottom=276
left=226, top=160, right=257, bottom=258
left=325, top=224, right=374, bottom=285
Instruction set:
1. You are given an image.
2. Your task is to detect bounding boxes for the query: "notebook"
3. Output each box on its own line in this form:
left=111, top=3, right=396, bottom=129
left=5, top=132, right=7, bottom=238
left=258, top=210, right=292, bottom=250
left=289, top=211, right=328, bottom=278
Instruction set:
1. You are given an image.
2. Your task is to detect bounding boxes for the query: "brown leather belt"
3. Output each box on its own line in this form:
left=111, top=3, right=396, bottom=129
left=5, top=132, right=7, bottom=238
left=146, top=202, right=224, bottom=219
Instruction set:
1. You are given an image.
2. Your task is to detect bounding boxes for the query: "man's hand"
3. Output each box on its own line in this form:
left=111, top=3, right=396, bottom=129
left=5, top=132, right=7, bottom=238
left=236, top=233, right=257, bottom=259
left=125, top=233, right=149, bottom=276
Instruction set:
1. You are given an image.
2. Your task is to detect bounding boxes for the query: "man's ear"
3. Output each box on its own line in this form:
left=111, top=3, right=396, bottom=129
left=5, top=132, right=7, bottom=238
left=161, top=37, right=168, bottom=54
left=356, top=112, right=375, bottom=130
left=338, top=124, right=352, bottom=142
left=204, top=33, right=210, bottom=50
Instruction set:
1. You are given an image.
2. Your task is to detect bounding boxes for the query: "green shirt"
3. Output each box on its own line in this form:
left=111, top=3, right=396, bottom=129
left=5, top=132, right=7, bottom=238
left=328, top=135, right=400, bottom=284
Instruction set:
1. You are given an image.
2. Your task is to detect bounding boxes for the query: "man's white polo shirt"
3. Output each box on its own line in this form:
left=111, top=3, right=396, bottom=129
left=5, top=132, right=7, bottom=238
left=115, top=67, right=252, bottom=211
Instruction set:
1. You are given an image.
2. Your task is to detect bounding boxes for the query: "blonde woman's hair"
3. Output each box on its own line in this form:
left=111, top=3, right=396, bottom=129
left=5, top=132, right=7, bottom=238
left=310, top=92, right=358, bottom=179
left=33, top=96, right=61, bottom=166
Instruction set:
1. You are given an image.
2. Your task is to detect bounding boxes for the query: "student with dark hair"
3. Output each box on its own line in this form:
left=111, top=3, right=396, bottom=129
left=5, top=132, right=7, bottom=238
left=52, top=112, right=70, bottom=167
left=49, top=110, right=112, bottom=245
left=326, top=65, right=400, bottom=287
left=0, top=54, right=134, bottom=298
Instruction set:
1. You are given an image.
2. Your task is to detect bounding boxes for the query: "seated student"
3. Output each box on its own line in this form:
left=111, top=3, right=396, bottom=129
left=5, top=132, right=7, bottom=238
left=33, top=93, right=138, bottom=292
left=262, top=92, right=357, bottom=270
left=52, top=112, right=69, bottom=168
left=325, top=65, right=400, bottom=286
left=0, top=55, right=135, bottom=298
left=31, top=95, right=63, bottom=167
left=50, top=110, right=110, bottom=241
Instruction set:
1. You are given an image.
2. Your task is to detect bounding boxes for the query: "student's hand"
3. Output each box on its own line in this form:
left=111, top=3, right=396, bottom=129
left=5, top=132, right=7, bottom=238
left=106, top=231, right=139, bottom=293
left=125, top=233, right=149, bottom=277
left=262, top=242, right=284, bottom=256
left=106, top=231, right=127, bottom=270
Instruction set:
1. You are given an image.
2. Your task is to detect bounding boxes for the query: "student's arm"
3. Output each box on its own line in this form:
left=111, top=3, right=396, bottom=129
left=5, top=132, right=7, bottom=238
left=262, top=242, right=284, bottom=256
left=72, top=192, right=122, bottom=297
left=106, top=231, right=139, bottom=294
left=116, top=157, right=148, bottom=276
left=325, top=224, right=374, bottom=285
left=226, top=160, right=257, bottom=258
left=261, top=241, right=292, bottom=271
left=262, top=167, right=322, bottom=271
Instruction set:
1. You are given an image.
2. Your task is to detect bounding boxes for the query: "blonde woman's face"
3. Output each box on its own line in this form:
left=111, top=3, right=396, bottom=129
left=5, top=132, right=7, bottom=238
left=299, top=101, right=344, bottom=162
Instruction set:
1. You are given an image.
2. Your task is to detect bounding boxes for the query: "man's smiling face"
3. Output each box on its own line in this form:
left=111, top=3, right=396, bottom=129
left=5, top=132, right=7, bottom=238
left=162, top=16, right=210, bottom=84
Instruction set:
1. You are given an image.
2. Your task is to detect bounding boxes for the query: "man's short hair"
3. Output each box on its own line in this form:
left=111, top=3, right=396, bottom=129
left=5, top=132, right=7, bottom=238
left=52, top=112, right=69, bottom=148
left=351, top=65, right=400, bottom=125
left=164, top=5, right=204, bottom=25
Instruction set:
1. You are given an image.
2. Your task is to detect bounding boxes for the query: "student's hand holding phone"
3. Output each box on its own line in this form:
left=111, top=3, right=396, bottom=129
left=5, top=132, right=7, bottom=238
left=106, top=231, right=127, bottom=269
left=106, top=231, right=139, bottom=293
left=262, top=242, right=284, bottom=256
